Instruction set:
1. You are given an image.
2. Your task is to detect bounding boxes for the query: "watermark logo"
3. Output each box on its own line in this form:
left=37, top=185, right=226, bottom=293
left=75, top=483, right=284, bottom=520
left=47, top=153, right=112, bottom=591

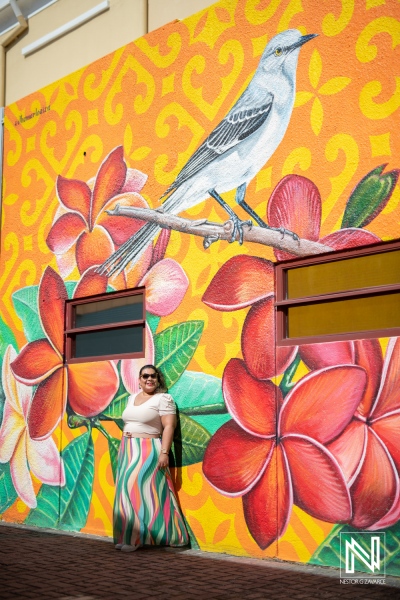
left=340, top=531, right=386, bottom=584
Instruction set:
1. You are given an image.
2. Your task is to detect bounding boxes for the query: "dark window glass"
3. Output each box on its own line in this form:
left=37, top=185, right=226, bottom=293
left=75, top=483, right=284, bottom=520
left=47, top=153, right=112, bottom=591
left=75, top=294, right=143, bottom=327
left=74, top=325, right=144, bottom=358
left=65, top=289, right=145, bottom=362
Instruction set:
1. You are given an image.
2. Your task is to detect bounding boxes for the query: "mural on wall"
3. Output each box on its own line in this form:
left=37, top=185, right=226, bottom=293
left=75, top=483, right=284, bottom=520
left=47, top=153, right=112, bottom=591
left=99, top=29, right=317, bottom=277
left=0, top=0, right=400, bottom=575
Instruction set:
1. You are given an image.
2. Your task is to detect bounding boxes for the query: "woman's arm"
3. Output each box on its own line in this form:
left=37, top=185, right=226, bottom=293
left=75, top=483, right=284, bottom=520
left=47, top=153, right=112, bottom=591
left=158, top=413, right=176, bottom=469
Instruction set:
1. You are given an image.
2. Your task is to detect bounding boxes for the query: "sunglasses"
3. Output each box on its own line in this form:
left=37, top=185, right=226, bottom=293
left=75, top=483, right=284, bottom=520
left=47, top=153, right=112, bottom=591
left=141, top=373, right=157, bottom=380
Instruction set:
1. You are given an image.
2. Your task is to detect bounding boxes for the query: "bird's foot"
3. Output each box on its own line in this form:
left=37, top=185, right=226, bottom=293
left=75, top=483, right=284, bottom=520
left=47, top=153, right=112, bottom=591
left=224, top=216, right=253, bottom=244
left=203, top=234, right=220, bottom=249
left=265, top=225, right=299, bottom=242
left=235, top=196, right=300, bottom=243
left=208, top=188, right=252, bottom=244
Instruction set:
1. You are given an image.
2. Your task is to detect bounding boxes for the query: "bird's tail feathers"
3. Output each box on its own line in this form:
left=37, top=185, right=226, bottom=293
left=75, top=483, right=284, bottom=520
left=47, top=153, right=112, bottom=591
left=159, top=182, right=177, bottom=202
left=97, top=185, right=187, bottom=278
left=97, top=222, right=160, bottom=277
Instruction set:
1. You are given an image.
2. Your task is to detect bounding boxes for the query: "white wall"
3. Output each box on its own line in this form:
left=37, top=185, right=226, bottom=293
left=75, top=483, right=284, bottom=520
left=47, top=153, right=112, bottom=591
left=148, top=0, right=212, bottom=31
left=2, top=0, right=213, bottom=105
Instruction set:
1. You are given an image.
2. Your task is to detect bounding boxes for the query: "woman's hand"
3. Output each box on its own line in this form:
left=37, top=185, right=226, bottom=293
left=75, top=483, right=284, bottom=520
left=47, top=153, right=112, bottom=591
left=159, top=414, right=176, bottom=470
left=157, top=452, right=169, bottom=469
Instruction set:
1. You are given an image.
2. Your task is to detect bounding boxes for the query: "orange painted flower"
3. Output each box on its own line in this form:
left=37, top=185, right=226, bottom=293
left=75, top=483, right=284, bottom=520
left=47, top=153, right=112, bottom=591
left=203, top=358, right=367, bottom=549
left=46, top=147, right=189, bottom=312
left=46, top=146, right=149, bottom=276
left=10, top=267, right=119, bottom=441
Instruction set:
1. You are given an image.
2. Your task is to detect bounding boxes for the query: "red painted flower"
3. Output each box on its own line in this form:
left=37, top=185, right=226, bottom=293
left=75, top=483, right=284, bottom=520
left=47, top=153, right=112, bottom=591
left=203, top=358, right=367, bottom=549
left=316, top=337, right=400, bottom=530
left=10, top=267, right=119, bottom=441
left=203, top=249, right=376, bottom=380
left=203, top=255, right=297, bottom=379
left=46, top=146, right=149, bottom=276
left=203, top=177, right=379, bottom=376
left=267, top=175, right=380, bottom=261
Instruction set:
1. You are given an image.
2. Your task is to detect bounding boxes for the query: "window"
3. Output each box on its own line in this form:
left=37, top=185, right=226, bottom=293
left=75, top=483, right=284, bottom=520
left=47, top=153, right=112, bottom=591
left=65, top=288, right=145, bottom=363
left=276, top=240, right=400, bottom=345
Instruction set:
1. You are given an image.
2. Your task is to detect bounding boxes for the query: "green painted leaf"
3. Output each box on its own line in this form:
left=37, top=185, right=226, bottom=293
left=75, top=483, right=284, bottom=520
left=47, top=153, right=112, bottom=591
left=108, top=437, right=120, bottom=482
left=12, top=282, right=76, bottom=343
left=310, top=522, right=400, bottom=576
left=192, top=413, right=231, bottom=435
left=102, top=392, right=129, bottom=419
left=146, top=312, right=161, bottom=334
left=101, top=361, right=128, bottom=420
left=380, top=521, right=400, bottom=576
left=280, top=353, right=301, bottom=398
left=0, top=462, right=17, bottom=513
left=12, top=286, right=45, bottom=342
left=171, top=413, right=210, bottom=467
left=155, top=321, right=204, bottom=388
left=309, top=524, right=343, bottom=569
left=25, top=431, right=94, bottom=530
left=0, top=314, right=17, bottom=356
left=341, top=165, right=399, bottom=228
left=170, top=371, right=227, bottom=415
left=65, top=282, right=79, bottom=297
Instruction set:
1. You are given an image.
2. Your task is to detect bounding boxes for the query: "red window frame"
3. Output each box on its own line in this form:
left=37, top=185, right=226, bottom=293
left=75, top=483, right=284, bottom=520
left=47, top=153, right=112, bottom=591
left=65, top=287, right=146, bottom=364
left=275, top=239, right=400, bottom=346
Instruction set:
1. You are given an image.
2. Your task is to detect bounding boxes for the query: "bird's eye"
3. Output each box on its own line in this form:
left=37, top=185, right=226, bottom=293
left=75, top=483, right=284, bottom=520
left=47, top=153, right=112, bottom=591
left=274, top=47, right=283, bottom=56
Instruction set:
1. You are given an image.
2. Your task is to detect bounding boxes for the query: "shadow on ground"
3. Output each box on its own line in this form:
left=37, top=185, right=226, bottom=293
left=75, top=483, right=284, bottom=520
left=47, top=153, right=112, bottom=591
left=0, top=525, right=399, bottom=599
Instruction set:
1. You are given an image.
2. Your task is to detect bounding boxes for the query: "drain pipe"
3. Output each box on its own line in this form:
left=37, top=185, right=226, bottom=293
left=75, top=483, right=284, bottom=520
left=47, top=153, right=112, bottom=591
left=0, top=0, right=28, bottom=106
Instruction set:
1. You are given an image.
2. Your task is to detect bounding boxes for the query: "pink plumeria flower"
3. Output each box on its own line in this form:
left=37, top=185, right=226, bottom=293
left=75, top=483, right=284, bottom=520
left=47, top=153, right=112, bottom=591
left=139, top=257, right=189, bottom=317
left=0, top=346, right=65, bottom=509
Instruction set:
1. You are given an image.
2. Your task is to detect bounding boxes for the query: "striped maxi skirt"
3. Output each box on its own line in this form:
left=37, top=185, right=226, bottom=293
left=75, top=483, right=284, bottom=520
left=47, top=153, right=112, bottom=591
left=113, top=436, right=189, bottom=547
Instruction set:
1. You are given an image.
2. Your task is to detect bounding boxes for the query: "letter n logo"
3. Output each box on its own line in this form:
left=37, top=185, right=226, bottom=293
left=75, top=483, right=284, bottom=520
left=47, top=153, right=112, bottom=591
left=339, top=532, right=386, bottom=579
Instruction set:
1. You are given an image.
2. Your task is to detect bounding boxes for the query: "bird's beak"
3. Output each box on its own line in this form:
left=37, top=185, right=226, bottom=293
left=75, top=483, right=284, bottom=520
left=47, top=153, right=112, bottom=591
left=298, top=33, right=318, bottom=47
left=289, top=33, right=318, bottom=52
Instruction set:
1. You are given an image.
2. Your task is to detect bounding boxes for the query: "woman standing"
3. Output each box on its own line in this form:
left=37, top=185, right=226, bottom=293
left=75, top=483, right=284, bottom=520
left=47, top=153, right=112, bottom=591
left=113, top=364, right=189, bottom=552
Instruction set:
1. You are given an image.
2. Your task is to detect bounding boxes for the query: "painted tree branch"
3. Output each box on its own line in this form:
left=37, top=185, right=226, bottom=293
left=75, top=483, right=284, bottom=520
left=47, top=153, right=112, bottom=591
left=107, top=205, right=333, bottom=256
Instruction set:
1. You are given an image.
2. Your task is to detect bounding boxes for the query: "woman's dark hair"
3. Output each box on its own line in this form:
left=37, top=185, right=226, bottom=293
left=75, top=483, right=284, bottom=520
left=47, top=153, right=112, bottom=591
left=139, top=364, right=167, bottom=393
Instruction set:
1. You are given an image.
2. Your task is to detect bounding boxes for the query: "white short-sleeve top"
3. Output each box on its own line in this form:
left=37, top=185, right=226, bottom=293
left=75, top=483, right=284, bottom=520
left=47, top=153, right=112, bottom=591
left=122, top=392, right=176, bottom=436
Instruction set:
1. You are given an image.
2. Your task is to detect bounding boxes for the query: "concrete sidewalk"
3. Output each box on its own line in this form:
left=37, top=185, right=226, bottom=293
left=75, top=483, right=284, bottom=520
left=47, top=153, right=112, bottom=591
left=0, top=523, right=399, bottom=599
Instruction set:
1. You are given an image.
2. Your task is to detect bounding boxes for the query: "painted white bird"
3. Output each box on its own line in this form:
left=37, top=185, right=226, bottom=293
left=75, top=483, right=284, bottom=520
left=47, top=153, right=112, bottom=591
left=99, top=29, right=317, bottom=276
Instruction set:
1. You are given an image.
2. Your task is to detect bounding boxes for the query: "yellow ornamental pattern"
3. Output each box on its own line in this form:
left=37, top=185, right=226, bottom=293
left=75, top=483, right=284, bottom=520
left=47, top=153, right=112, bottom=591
left=295, top=49, right=351, bottom=136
